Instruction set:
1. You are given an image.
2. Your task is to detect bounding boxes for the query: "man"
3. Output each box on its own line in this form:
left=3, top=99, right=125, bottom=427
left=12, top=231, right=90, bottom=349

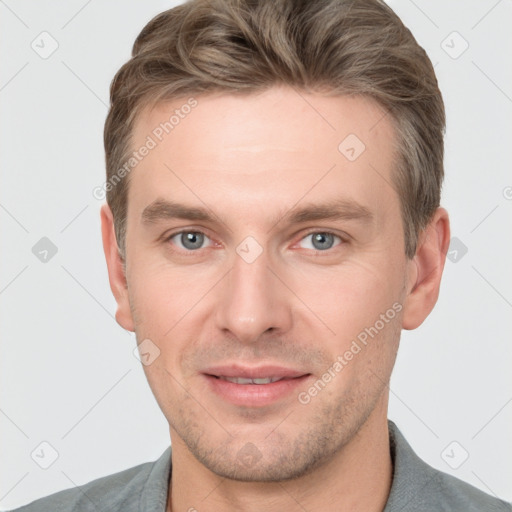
left=11, top=0, right=511, bottom=510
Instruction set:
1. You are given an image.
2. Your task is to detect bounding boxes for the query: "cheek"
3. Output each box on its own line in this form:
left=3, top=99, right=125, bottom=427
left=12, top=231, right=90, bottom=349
left=129, top=260, right=205, bottom=324
left=128, top=261, right=215, bottom=366
left=291, top=259, right=403, bottom=343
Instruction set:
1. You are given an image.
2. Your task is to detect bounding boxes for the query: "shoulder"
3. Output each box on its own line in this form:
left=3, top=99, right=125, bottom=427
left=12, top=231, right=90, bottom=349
left=430, top=469, right=512, bottom=512
left=386, top=421, right=511, bottom=512
left=9, top=447, right=172, bottom=512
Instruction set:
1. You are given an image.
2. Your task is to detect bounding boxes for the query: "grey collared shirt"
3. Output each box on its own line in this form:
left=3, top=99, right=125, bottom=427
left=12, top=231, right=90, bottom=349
left=10, top=421, right=511, bottom=511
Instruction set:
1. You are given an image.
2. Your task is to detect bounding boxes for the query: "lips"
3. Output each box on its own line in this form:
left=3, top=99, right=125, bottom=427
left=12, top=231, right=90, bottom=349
left=203, top=364, right=308, bottom=381
left=217, top=376, right=284, bottom=385
left=202, top=364, right=311, bottom=406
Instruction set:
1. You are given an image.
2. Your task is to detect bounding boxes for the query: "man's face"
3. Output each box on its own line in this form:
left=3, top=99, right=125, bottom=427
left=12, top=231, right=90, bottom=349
left=115, top=87, right=416, bottom=480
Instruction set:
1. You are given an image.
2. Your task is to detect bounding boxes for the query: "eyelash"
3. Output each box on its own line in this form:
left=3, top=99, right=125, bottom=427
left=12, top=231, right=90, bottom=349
left=163, top=229, right=346, bottom=254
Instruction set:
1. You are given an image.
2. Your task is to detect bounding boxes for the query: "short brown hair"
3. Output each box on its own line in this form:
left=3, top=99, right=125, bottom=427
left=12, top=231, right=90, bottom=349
left=104, top=0, right=445, bottom=260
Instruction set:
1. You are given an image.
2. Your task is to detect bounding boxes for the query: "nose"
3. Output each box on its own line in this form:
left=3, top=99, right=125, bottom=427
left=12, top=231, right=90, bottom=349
left=214, top=246, right=293, bottom=344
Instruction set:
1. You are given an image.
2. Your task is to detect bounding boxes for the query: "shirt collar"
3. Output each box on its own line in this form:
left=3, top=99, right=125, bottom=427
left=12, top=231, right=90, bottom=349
left=139, top=446, right=172, bottom=512
left=384, top=420, right=439, bottom=511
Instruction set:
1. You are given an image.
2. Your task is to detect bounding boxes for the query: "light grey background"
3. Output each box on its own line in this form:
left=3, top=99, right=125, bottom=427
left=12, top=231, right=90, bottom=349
left=1, top=0, right=511, bottom=509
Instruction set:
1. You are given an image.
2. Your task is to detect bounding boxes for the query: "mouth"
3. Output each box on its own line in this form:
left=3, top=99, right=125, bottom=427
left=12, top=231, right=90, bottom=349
left=202, top=365, right=312, bottom=406
left=213, top=376, right=287, bottom=385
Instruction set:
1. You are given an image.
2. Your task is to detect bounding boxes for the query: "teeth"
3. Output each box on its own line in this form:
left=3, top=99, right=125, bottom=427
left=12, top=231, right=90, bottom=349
left=252, top=377, right=280, bottom=384
left=219, top=376, right=282, bottom=384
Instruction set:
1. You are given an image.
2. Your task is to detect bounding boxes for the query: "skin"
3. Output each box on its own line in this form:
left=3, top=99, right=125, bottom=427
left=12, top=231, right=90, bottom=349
left=101, top=86, right=450, bottom=512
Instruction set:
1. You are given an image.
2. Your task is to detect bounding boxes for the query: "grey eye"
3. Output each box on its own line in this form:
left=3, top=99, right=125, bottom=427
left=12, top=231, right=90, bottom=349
left=299, top=232, right=341, bottom=251
left=312, top=233, right=334, bottom=250
left=173, top=231, right=208, bottom=250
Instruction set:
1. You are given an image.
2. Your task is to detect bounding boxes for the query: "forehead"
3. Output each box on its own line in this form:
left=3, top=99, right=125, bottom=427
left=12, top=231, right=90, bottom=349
left=127, top=87, right=397, bottom=223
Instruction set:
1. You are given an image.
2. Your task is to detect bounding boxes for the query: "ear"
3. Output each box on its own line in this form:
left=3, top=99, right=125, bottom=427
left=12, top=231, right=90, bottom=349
left=100, top=203, right=135, bottom=332
left=402, top=207, right=450, bottom=330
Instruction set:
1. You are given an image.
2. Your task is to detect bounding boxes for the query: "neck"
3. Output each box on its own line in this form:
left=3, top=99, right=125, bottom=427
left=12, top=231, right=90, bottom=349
left=167, top=400, right=392, bottom=512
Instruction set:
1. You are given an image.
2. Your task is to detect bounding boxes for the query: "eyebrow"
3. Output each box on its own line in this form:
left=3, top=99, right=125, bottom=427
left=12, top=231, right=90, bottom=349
left=141, top=198, right=374, bottom=228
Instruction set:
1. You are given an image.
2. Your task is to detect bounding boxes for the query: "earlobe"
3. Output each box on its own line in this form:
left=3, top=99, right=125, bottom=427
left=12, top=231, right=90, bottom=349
left=402, top=207, right=451, bottom=330
left=100, top=204, right=135, bottom=332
